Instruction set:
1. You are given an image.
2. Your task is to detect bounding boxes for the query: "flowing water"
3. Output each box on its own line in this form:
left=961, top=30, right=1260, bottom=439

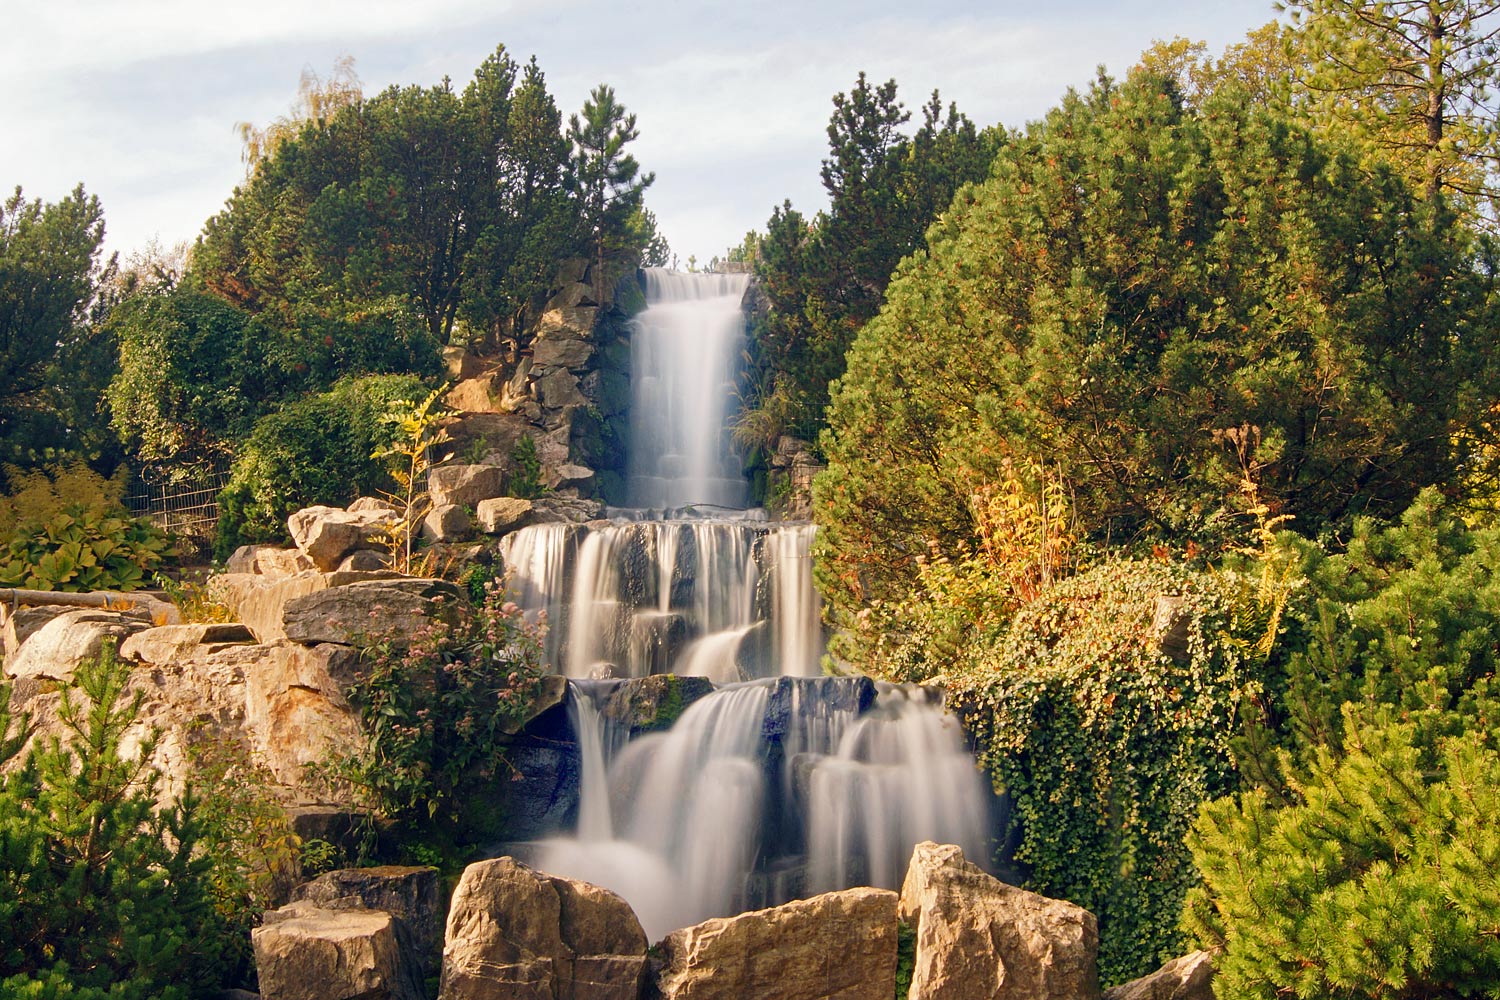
left=501, top=269, right=995, bottom=941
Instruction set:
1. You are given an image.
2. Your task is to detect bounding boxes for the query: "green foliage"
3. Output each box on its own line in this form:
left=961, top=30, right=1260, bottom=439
left=949, top=558, right=1268, bottom=983
left=568, top=84, right=655, bottom=283
left=894, top=920, right=916, bottom=1000
left=1251, top=489, right=1500, bottom=774
left=0, top=185, right=116, bottom=481
left=0, top=504, right=173, bottom=592
left=324, top=584, right=548, bottom=846
left=739, top=77, right=1002, bottom=453
left=0, top=647, right=228, bottom=998
left=816, top=67, right=1500, bottom=670
left=213, top=374, right=428, bottom=558
left=506, top=434, right=543, bottom=500
left=1186, top=708, right=1500, bottom=999
left=197, top=47, right=636, bottom=354
left=0, top=461, right=127, bottom=540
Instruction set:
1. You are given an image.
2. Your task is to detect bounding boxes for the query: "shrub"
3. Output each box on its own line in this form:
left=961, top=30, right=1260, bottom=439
left=0, top=504, right=174, bottom=592
left=949, top=557, right=1270, bottom=983
left=213, top=374, right=429, bottom=559
left=0, top=646, right=228, bottom=998
left=1186, top=709, right=1500, bottom=1000
left=323, top=584, right=548, bottom=853
left=0, top=461, right=128, bottom=540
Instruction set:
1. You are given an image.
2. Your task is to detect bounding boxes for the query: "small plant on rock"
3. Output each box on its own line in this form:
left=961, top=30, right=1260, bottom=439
left=372, top=385, right=451, bottom=575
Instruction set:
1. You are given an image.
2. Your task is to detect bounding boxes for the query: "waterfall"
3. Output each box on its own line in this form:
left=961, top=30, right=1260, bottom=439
left=500, top=270, right=994, bottom=942
left=628, top=268, right=750, bottom=509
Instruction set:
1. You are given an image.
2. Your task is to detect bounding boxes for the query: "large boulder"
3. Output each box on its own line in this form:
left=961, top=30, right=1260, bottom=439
left=281, top=578, right=466, bottom=647
left=1, top=603, right=75, bottom=661
left=5, top=608, right=152, bottom=683
left=226, top=544, right=315, bottom=577
left=254, top=901, right=424, bottom=1000
left=600, top=674, right=715, bottom=737
left=653, top=887, right=899, bottom=1000
left=440, top=856, right=648, bottom=1000
left=428, top=464, right=508, bottom=510
left=292, top=866, right=445, bottom=982
left=288, top=505, right=398, bottom=573
left=1102, top=951, right=1215, bottom=1000
left=898, top=842, right=1100, bottom=1000
left=475, top=497, right=534, bottom=536
left=424, top=503, right=475, bottom=543
left=216, top=570, right=376, bottom=643
left=243, top=641, right=362, bottom=784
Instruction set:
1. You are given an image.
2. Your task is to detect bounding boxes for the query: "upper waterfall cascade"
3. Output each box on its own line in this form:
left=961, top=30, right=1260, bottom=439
left=498, top=269, right=994, bottom=942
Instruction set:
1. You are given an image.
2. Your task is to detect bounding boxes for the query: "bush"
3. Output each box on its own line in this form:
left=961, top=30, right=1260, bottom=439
left=0, top=646, right=228, bottom=998
left=950, top=557, right=1271, bottom=983
left=0, top=504, right=174, bottom=592
left=0, top=461, right=128, bottom=541
left=322, top=584, right=548, bottom=854
left=1186, top=709, right=1500, bottom=999
left=213, top=374, right=429, bottom=559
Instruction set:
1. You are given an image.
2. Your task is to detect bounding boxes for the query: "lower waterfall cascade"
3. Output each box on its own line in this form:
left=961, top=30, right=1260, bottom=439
left=498, top=268, right=995, bottom=941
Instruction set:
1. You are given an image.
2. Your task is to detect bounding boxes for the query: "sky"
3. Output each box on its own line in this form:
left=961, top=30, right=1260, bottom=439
left=2, top=1, right=1279, bottom=268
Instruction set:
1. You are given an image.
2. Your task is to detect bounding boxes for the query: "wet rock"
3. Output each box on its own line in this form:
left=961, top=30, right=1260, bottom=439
left=600, top=674, right=715, bottom=736
left=653, top=887, right=898, bottom=1000
left=530, top=497, right=605, bottom=524
left=254, top=901, right=423, bottom=1000
left=761, top=677, right=877, bottom=742
left=288, top=505, right=397, bottom=573
left=439, top=856, right=647, bottom=1000
left=428, top=464, right=508, bottom=510
left=281, top=578, right=465, bottom=647
left=1102, top=951, right=1215, bottom=1000
left=899, top=841, right=1100, bottom=1000
left=626, top=612, right=686, bottom=678
left=424, top=503, right=475, bottom=543
left=5, top=608, right=152, bottom=682
left=292, top=866, right=444, bottom=982
left=475, top=497, right=534, bottom=536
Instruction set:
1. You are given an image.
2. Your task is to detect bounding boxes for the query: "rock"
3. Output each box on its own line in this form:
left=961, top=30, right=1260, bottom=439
left=1152, top=596, right=1192, bottom=666
left=447, top=376, right=501, bottom=413
left=428, top=464, right=508, bottom=510
left=1, top=603, right=74, bottom=661
left=244, top=642, right=362, bottom=784
left=226, top=544, right=316, bottom=577
left=530, top=497, right=606, bottom=525
left=440, top=856, right=647, bottom=1000
left=5, top=608, right=152, bottom=682
left=441, top=414, right=531, bottom=466
left=550, top=464, right=596, bottom=492
left=118, top=623, right=256, bottom=665
left=498, top=673, right=568, bottom=736
left=545, top=282, right=598, bottom=311
left=423, top=503, right=475, bottom=543
left=654, top=887, right=898, bottom=1000
left=337, top=549, right=392, bottom=572
left=254, top=901, right=423, bottom=1000
left=536, top=370, right=587, bottom=410
left=349, top=497, right=399, bottom=514
left=288, top=506, right=397, bottom=572
left=292, top=866, right=445, bottom=982
left=556, top=258, right=589, bottom=286
left=532, top=337, right=594, bottom=369
left=534, top=305, right=598, bottom=340
left=601, top=674, right=715, bottom=736
left=1102, top=951, right=1215, bottom=1000
left=281, top=578, right=466, bottom=648
left=444, top=345, right=490, bottom=382
left=475, top=497, right=534, bottom=536
left=899, top=842, right=1099, bottom=1000
left=217, top=571, right=335, bottom=644
left=287, top=806, right=377, bottom=857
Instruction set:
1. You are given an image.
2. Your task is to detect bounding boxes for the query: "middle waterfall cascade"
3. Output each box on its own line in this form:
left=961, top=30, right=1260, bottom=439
left=498, top=269, right=995, bottom=943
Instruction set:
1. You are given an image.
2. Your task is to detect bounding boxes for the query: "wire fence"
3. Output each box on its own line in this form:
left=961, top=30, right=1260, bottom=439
left=122, top=458, right=233, bottom=541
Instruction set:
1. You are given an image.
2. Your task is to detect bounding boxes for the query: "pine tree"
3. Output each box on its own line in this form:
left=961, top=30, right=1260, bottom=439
left=567, top=84, right=655, bottom=285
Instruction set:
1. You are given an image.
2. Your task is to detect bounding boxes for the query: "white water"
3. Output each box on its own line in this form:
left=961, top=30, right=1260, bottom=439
left=628, top=268, right=750, bottom=509
left=502, top=270, right=993, bottom=942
